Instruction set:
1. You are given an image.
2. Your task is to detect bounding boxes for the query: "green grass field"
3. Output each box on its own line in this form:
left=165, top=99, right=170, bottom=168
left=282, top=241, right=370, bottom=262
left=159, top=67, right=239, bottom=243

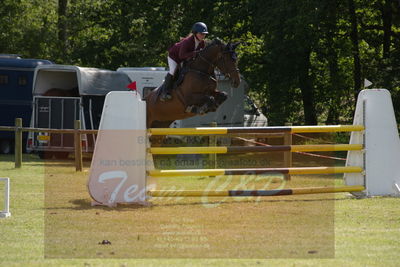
left=0, top=154, right=399, bottom=266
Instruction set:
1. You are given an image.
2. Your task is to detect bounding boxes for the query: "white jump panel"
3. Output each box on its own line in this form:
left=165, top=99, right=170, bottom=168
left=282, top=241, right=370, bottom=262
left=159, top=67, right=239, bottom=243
left=345, top=89, right=400, bottom=196
left=87, top=92, right=147, bottom=206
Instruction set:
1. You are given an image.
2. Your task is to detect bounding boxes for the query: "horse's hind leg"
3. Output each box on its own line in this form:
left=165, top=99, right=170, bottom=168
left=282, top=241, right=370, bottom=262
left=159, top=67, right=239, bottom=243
left=150, top=120, right=174, bottom=128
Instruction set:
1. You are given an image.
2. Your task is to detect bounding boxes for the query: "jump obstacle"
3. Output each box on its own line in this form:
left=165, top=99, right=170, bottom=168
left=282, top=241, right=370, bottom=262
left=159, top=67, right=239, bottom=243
left=87, top=89, right=400, bottom=206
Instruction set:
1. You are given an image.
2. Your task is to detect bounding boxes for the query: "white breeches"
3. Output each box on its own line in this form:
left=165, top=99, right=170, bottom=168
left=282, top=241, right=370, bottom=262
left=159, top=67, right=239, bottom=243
left=167, top=56, right=178, bottom=75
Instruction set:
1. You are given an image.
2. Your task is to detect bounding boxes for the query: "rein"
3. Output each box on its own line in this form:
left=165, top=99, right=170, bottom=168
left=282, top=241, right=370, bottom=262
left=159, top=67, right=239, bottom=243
left=189, top=68, right=217, bottom=82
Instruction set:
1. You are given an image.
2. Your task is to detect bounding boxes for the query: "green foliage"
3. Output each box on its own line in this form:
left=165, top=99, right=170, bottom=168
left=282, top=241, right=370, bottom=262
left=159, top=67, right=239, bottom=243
left=0, top=0, right=58, bottom=59
left=1, top=0, right=400, bottom=125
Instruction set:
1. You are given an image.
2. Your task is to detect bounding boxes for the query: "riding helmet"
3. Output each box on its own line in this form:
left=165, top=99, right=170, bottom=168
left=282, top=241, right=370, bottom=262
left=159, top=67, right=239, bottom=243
left=192, top=22, right=208, bottom=34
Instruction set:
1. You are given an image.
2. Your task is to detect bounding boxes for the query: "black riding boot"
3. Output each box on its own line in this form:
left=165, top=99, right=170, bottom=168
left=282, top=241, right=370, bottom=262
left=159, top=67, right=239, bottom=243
left=160, top=73, right=173, bottom=101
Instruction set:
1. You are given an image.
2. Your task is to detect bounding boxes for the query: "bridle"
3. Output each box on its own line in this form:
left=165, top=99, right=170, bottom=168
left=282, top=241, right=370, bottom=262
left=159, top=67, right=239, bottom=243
left=196, top=43, right=240, bottom=79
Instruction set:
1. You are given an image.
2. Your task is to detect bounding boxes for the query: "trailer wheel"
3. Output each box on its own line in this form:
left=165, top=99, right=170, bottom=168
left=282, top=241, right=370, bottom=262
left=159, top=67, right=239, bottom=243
left=0, top=140, right=13, bottom=154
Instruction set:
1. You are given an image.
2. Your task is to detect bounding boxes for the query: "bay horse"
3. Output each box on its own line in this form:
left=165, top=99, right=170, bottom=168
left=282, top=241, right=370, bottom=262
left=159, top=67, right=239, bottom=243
left=146, top=39, right=241, bottom=128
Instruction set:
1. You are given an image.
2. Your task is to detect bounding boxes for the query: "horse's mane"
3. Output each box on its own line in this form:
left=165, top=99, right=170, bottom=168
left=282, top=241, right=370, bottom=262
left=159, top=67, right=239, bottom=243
left=202, top=38, right=239, bottom=62
left=196, top=38, right=239, bottom=64
left=204, top=38, right=224, bottom=49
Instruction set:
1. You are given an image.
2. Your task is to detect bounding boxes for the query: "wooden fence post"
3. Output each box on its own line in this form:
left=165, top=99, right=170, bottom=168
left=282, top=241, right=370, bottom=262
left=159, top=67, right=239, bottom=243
left=14, top=118, right=22, bottom=168
left=283, top=122, right=293, bottom=180
left=74, top=120, right=83, bottom=172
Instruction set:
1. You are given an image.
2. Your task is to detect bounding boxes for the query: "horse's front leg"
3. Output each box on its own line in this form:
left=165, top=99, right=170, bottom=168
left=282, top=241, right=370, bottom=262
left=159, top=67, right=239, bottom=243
left=211, top=91, right=228, bottom=109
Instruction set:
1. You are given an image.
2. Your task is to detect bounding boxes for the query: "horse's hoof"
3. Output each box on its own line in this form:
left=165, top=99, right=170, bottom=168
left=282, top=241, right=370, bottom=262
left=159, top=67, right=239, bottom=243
left=185, top=106, right=193, bottom=113
left=160, top=94, right=172, bottom=102
left=198, top=107, right=207, bottom=115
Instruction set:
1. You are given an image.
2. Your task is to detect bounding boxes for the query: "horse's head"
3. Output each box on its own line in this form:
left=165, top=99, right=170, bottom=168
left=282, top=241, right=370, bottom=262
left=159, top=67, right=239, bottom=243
left=215, top=41, right=241, bottom=88
left=195, top=39, right=241, bottom=88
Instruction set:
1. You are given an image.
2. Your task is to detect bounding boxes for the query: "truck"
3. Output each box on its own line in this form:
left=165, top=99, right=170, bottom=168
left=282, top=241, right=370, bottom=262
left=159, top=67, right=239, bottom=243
left=27, top=65, right=131, bottom=158
left=117, top=67, right=268, bottom=128
left=0, top=54, right=52, bottom=154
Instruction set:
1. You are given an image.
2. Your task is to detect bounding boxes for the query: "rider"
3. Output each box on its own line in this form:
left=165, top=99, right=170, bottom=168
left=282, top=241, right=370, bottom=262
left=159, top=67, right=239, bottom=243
left=159, top=22, right=208, bottom=101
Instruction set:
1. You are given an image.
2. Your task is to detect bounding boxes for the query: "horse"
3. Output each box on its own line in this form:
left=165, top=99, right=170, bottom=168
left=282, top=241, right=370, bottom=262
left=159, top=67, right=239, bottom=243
left=43, top=87, right=79, bottom=97
left=146, top=39, right=241, bottom=128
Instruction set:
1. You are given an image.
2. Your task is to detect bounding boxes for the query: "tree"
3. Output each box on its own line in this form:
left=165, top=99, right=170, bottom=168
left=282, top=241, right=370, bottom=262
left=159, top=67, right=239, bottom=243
left=58, top=0, right=68, bottom=57
left=1, top=0, right=400, bottom=124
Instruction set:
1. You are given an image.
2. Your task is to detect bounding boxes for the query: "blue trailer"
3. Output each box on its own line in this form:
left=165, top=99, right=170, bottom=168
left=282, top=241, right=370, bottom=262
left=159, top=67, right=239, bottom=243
left=0, top=55, right=52, bottom=153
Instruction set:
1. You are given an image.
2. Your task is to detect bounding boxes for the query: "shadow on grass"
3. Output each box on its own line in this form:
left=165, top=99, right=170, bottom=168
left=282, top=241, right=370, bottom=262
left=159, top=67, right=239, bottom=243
left=45, top=200, right=147, bottom=214
left=43, top=195, right=359, bottom=212
left=0, top=154, right=92, bottom=169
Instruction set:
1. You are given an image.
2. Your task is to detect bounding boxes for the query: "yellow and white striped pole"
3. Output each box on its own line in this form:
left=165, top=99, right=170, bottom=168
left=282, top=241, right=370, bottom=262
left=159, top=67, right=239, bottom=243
left=148, top=185, right=365, bottom=197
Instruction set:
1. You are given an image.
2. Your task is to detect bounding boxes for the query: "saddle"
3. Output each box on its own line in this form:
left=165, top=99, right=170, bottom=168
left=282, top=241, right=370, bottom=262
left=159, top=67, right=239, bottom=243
left=156, top=64, right=188, bottom=100
left=175, top=64, right=189, bottom=87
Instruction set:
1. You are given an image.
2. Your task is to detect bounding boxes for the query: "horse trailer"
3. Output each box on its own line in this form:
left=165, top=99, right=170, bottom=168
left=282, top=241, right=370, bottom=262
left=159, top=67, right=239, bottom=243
left=0, top=55, right=52, bottom=154
left=27, top=65, right=131, bottom=158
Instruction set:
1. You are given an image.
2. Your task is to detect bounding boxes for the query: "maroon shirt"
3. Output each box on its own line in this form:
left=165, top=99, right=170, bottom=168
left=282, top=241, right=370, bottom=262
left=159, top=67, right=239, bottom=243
left=168, top=35, right=205, bottom=64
